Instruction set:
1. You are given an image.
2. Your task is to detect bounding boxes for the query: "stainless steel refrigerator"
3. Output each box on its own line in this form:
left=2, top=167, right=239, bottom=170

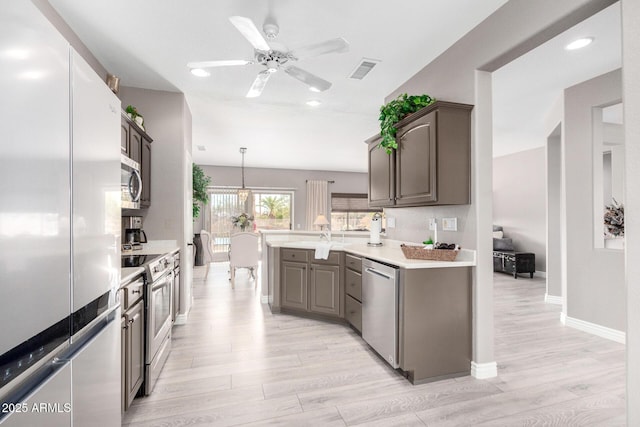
left=0, top=2, right=121, bottom=425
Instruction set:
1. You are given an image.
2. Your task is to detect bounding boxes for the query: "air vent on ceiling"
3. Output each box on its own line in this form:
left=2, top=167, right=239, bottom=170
left=349, top=58, right=380, bottom=80
left=197, top=145, right=206, bottom=151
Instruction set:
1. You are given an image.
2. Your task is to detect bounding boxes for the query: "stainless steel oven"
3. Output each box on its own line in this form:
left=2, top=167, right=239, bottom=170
left=121, top=154, right=142, bottom=209
left=143, top=254, right=173, bottom=395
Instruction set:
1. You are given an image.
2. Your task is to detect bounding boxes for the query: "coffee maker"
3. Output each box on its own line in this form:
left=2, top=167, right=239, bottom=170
left=122, top=216, right=147, bottom=250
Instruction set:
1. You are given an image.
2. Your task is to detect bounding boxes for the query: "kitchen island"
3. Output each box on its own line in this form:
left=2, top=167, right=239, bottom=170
left=263, top=234, right=475, bottom=384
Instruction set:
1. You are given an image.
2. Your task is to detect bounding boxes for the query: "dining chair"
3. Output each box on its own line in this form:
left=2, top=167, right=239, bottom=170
left=199, top=230, right=215, bottom=279
left=229, top=232, right=259, bottom=288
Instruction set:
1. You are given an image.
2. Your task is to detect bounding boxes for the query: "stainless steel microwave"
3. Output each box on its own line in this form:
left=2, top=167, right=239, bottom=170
left=121, top=154, right=142, bottom=209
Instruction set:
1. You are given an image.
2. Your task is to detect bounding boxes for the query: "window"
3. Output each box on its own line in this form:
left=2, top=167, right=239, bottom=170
left=330, top=193, right=382, bottom=231
left=207, top=188, right=294, bottom=254
left=253, top=191, right=293, bottom=231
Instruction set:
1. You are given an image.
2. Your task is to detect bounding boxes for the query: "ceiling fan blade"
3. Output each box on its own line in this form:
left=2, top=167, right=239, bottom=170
left=229, top=16, right=271, bottom=52
left=290, top=37, right=349, bottom=60
left=284, top=66, right=332, bottom=92
left=187, top=60, right=252, bottom=69
left=246, top=71, right=272, bottom=98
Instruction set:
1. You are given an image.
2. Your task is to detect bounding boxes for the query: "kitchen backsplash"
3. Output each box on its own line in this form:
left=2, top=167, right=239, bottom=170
left=382, top=205, right=476, bottom=249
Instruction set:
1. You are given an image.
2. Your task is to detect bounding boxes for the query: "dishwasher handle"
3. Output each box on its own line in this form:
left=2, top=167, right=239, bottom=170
left=365, top=267, right=393, bottom=280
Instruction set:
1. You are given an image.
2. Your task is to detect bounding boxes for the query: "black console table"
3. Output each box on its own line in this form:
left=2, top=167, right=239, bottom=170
left=493, top=251, right=535, bottom=278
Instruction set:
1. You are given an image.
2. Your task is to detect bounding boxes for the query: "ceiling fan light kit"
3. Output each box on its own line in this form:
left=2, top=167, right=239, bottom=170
left=187, top=15, right=349, bottom=98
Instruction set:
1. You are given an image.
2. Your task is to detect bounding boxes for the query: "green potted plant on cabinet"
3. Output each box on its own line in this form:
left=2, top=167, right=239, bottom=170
left=125, top=105, right=145, bottom=130
left=378, top=93, right=435, bottom=153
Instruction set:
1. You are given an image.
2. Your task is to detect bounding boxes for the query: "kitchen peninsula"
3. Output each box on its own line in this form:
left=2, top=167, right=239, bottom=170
left=261, top=231, right=475, bottom=384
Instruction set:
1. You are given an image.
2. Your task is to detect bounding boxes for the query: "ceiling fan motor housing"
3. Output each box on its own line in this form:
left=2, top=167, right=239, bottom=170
left=256, top=51, right=289, bottom=71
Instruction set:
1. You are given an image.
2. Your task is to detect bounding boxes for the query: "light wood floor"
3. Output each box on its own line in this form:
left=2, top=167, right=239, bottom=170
left=122, top=264, right=626, bottom=426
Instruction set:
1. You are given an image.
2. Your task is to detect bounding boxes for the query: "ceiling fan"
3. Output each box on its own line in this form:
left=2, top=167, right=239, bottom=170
left=187, top=16, right=349, bottom=97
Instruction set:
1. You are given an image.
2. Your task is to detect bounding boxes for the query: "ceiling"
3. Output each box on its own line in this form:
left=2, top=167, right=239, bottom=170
left=48, top=0, right=621, bottom=171
left=492, top=2, right=621, bottom=158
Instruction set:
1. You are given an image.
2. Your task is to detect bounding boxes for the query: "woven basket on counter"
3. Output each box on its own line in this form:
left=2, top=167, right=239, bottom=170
left=400, top=244, right=459, bottom=261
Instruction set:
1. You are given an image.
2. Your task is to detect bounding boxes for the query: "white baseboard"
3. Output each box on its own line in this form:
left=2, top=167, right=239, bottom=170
left=545, top=294, right=563, bottom=305
left=260, top=295, right=268, bottom=304
left=563, top=315, right=626, bottom=344
left=535, top=270, right=546, bottom=278
left=471, top=361, right=497, bottom=379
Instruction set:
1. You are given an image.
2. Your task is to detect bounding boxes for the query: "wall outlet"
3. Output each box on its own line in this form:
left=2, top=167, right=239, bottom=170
left=442, top=217, right=458, bottom=231
left=428, top=218, right=437, bottom=231
left=386, top=217, right=396, bottom=228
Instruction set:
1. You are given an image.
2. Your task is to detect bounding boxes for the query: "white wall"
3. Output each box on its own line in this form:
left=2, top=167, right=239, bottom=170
left=196, top=165, right=368, bottom=232
left=563, top=69, right=625, bottom=331
left=621, top=0, right=640, bottom=422
left=118, top=86, right=194, bottom=318
left=493, top=147, right=547, bottom=272
left=383, top=0, right=615, bottom=371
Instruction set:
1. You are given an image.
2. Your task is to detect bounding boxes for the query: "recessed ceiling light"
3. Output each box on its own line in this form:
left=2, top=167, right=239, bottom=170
left=565, top=37, right=594, bottom=50
left=306, top=100, right=321, bottom=107
left=190, top=68, right=210, bottom=77
left=308, top=87, right=321, bottom=93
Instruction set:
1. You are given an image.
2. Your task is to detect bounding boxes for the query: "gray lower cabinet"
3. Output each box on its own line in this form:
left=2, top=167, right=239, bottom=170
left=281, top=261, right=308, bottom=311
left=120, top=276, right=145, bottom=412
left=399, top=267, right=472, bottom=383
left=123, top=299, right=144, bottom=410
left=345, top=294, right=362, bottom=332
left=344, top=254, right=362, bottom=332
left=280, top=249, right=342, bottom=318
left=309, top=264, right=340, bottom=316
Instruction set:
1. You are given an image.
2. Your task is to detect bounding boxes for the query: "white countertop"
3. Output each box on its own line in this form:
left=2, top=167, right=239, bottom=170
left=121, top=267, right=145, bottom=286
left=121, top=240, right=179, bottom=257
left=120, top=240, right=179, bottom=286
left=267, top=239, right=476, bottom=269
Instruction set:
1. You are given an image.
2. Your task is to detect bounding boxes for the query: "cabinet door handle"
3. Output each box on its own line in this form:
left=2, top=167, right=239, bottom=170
left=132, top=290, right=141, bottom=294
left=128, top=319, right=135, bottom=324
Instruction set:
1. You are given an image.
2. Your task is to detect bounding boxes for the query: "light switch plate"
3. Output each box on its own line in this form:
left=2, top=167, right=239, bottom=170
left=442, top=217, right=458, bottom=231
left=386, top=217, right=396, bottom=228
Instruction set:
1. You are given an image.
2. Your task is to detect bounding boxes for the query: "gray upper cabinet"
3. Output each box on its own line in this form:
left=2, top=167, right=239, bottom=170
left=140, top=138, right=152, bottom=208
left=368, top=135, right=395, bottom=207
left=121, top=114, right=152, bottom=208
left=367, top=101, right=472, bottom=207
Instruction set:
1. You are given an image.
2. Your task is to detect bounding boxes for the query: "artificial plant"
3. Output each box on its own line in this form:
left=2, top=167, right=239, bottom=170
left=192, top=164, right=211, bottom=219
left=125, top=105, right=141, bottom=120
left=378, top=93, right=435, bottom=153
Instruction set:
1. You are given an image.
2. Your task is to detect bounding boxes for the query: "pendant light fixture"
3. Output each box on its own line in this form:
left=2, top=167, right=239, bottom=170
left=237, top=147, right=251, bottom=203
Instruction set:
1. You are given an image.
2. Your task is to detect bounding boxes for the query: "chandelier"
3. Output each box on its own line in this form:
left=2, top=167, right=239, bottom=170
left=237, top=147, right=251, bottom=203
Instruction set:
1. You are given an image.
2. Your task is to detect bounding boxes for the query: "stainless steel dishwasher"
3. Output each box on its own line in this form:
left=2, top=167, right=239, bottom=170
left=362, top=258, right=400, bottom=368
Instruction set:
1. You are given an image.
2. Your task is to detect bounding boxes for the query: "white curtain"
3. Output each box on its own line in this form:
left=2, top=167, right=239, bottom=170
left=306, top=180, right=329, bottom=230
